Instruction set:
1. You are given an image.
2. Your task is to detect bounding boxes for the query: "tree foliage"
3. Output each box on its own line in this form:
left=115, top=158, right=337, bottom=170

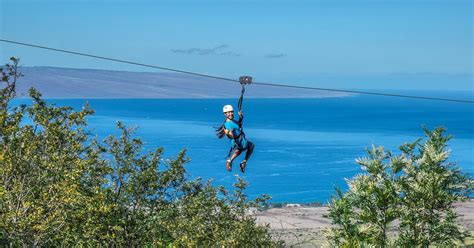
left=325, top=127, right=472, bottom=247
left=0, top=58, right=280, bottom=247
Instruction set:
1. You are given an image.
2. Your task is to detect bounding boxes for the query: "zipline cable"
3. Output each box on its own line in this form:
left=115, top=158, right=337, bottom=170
left=1, top=38, right=473, bottom=104
left=252, top=82, right=474, bottom=104
left=0, top=39, right=237, bottom=83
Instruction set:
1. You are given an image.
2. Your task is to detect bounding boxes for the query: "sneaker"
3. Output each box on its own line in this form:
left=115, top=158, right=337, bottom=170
left=239, top=160, right=247, bottom=173
left=226, top=160, right=232, bottom=172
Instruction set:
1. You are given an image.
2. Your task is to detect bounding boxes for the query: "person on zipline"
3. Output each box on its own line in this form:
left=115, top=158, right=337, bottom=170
left=216, top=104, right=255, bottom=172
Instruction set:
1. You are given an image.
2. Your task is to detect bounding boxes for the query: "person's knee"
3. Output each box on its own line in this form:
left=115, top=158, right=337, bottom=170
left=249, top=142, right=255, bottom=150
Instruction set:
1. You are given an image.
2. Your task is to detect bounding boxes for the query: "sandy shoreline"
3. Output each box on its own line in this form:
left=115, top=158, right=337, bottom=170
left=255, top=200, right=474, bottom=247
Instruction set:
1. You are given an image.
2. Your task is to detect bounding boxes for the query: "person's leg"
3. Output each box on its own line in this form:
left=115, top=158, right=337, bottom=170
left=244, top=141, right=255, bottom=161
left=240, top=142, right=255, bottom=173
left=226, top=149, right=242, bottom=171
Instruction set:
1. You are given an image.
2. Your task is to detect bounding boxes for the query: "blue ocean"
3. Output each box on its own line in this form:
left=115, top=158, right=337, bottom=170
left=17, top=93, right=474, bottom=203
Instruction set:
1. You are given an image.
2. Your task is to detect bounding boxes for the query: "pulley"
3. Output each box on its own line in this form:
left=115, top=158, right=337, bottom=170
left=239, top=76, right=252, bottom=85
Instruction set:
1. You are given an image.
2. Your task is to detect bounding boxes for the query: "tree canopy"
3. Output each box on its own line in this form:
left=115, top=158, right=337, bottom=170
left=325, top=127, right=473, bottom=247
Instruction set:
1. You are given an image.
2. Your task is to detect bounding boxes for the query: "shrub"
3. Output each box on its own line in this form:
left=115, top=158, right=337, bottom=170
left=325, top=127, right=472, bottom=247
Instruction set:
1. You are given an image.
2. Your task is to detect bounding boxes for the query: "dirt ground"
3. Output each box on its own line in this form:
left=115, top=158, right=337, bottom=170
left=255, top=200, right=474, bottom=247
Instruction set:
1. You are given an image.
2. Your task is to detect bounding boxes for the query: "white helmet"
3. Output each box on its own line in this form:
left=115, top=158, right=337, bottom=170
left=223, top=105, right=234, bottom=113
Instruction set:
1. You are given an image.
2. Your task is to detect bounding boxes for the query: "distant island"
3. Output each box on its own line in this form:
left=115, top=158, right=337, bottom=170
left=16, top=67, right=349, bottom=99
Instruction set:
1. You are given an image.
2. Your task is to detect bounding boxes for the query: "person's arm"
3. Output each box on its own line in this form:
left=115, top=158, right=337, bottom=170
left=224, top=123, right=234, bottom=138
left=224, top=128, right=234, bottom=138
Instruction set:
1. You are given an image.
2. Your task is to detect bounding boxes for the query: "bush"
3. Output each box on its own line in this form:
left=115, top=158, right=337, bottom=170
left=325, top=127, right=472, bottom=247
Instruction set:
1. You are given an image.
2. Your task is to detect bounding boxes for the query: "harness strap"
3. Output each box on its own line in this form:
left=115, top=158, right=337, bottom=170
left=230, top=120, right=245, bottom=140
left=237, top=84, right=245, bottom=112
left=237, top=84, right=245, bottom=129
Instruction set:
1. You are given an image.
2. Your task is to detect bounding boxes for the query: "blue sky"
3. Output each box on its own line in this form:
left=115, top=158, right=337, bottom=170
left=1, top=0, right=472, bottom=91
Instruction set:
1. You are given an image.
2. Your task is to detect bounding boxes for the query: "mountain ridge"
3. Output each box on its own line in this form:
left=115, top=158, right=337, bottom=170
left=15, top=66, right=348, bottom=99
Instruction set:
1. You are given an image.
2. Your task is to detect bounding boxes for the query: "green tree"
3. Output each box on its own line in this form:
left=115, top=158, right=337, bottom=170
left=95, top=122, right=278, bottom=246
left=396, top=127, right=472, bottom=247
left=94, top=122, right=191, bottom=246
left=325, top=188, right=368, bottom=247
left=166, top=176, right=277, bottom=247
left=326, top=146, right=401, bottom=247
left=0, top=67, right=105, bottom=245
left=0, top=57, right=20, bottom=107
left=325, top=127, right=472, bottom=247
